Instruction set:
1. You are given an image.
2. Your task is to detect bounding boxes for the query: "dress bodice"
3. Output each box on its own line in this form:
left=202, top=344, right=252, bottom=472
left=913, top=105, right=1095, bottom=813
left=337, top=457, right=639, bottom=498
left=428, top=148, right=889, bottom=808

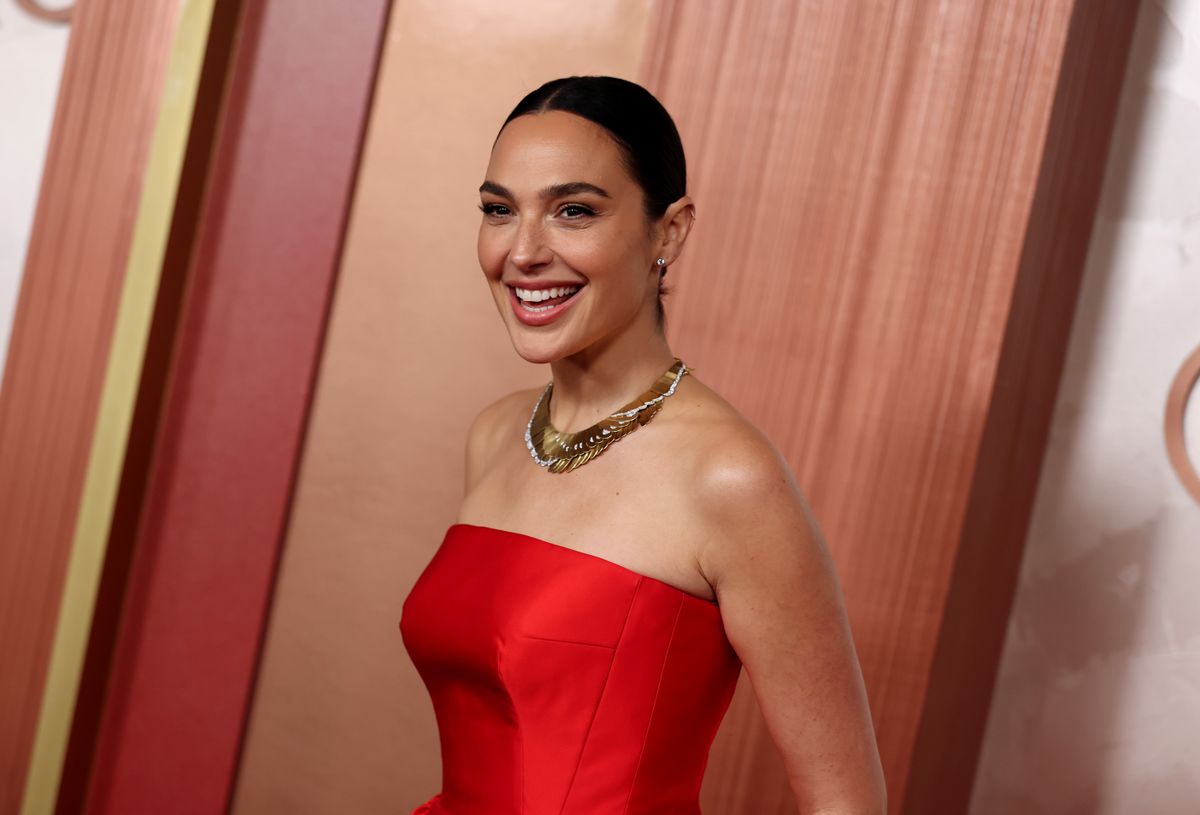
left=400, top=523, right=742, bottom=814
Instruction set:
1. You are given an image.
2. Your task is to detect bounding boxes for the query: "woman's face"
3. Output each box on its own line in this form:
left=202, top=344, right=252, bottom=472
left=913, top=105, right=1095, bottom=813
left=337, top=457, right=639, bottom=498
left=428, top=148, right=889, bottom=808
left=478, top=110, right=662, bottom=364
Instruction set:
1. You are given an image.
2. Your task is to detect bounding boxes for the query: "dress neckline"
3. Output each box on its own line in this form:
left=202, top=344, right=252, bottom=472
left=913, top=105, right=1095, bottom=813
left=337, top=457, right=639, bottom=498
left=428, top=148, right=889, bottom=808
left=448, top=523, right=721, bottom=612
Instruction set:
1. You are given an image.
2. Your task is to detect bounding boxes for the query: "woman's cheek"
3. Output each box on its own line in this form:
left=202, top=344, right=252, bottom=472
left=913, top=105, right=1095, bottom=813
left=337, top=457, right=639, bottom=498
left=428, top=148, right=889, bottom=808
left=477, top=234, right=504, bottom=279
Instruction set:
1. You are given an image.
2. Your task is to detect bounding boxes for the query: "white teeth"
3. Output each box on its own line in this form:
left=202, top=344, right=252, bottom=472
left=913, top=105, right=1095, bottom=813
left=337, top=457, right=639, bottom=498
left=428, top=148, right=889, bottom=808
left=514, top=285, right=581, bottom=303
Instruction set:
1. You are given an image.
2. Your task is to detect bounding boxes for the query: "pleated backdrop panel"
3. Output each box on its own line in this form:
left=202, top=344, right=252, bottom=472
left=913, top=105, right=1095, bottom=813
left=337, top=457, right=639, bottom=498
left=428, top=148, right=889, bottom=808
left=0, top=3, right=183, bottom=812
left=640, top=1, right=1138, bottom=812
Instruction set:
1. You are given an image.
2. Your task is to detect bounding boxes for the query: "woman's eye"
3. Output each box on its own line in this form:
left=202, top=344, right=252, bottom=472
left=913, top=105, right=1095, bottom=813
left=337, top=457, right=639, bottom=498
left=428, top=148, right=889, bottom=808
left=559, top=204, right=595, bottom=219
left=479, top=203, right=510, bottom=217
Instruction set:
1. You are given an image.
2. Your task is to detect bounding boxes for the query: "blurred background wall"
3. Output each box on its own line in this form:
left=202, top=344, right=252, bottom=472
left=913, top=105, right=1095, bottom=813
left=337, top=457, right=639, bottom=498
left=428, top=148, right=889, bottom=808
left=970, top=1, right=1200, bottom=812
left=0, top=3, right=69, bottom=383
left=4, top=0, right=1195, bottom=813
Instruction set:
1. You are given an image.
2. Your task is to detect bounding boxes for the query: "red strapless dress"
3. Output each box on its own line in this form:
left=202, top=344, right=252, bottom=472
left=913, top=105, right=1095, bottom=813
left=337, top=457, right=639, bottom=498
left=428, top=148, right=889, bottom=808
left=400, top=523, right=742, bottom=814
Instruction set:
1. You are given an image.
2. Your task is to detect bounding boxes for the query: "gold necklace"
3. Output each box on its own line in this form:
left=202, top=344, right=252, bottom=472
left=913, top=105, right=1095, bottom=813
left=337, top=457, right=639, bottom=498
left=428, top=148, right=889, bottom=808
left=525, top=358, right=691, bottom=473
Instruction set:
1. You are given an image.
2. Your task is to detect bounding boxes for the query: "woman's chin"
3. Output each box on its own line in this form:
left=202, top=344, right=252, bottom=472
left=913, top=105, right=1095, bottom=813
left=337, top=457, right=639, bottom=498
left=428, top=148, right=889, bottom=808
left=507, top=333, right=578, bottom=366
left=511, top=346, right=565, bottom=367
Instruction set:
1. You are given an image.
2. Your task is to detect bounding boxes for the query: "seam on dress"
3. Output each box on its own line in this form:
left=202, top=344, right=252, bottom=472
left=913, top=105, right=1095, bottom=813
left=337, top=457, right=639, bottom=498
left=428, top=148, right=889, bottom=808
left=558, top=577, right=641, bottom=814
left=517, top=632, right=618, bottom=648
left=621, top=593, right=685, bottom=815
left=496, top=633, right=524, bottom=814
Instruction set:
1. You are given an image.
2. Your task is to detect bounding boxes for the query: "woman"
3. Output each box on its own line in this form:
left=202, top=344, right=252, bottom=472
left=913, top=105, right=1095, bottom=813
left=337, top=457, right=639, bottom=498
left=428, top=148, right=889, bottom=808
left=401, top=76, right=886, bottom=814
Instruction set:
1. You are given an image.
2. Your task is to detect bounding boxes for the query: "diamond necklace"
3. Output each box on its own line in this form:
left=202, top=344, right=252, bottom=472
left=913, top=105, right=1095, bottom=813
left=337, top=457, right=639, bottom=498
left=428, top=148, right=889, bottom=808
left=524, top=357, right=691, bottom=474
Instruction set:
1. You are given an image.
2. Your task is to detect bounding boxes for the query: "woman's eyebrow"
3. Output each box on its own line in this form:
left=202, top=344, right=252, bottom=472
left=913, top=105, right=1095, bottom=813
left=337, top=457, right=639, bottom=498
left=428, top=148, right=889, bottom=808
left=541, top=181, right=611, bottom=199
left=479, top=180, right=511, bottom=197
left=478, top=180, right=611, bottom=199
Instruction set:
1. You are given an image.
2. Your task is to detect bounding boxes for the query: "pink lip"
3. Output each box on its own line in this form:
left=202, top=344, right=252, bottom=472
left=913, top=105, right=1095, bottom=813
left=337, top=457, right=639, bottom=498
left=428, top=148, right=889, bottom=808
left=507, top=283, right=584, bottom=327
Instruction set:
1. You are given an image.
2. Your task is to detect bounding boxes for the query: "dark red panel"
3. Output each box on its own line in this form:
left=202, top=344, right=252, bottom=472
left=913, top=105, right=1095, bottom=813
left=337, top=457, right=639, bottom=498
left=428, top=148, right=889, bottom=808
left=83, top=1, right=392, bottom=812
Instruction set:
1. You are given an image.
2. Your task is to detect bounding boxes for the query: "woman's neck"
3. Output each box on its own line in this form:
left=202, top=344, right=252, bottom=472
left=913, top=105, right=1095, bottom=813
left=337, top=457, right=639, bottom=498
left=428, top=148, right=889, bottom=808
left=546, top=330, right=676, bottom=433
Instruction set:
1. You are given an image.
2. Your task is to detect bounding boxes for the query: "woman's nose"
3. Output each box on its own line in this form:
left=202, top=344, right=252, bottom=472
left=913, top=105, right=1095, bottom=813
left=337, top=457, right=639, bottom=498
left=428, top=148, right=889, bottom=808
left=509, top=217, right=553, bottom=271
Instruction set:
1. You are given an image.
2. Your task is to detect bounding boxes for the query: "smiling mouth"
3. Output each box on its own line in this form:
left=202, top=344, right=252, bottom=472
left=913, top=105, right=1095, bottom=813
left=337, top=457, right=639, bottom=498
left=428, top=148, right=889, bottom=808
left=510, top=283, right=585, bottom=312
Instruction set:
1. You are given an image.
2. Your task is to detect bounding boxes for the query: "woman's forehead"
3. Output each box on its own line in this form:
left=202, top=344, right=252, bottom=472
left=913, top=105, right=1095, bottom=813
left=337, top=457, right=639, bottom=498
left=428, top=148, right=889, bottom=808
left=486, top=111, right=632, bottom=191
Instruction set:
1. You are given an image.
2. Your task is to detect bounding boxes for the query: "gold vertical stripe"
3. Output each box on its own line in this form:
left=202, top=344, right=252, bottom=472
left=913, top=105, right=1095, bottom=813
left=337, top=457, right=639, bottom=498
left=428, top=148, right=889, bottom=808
left=20, top=0, right=217, bottom=810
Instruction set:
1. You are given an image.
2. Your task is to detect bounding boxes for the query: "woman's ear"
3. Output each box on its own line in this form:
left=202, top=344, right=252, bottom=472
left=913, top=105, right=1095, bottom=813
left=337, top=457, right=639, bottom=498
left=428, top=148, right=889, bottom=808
left=656, top=195, right=696, bottom=266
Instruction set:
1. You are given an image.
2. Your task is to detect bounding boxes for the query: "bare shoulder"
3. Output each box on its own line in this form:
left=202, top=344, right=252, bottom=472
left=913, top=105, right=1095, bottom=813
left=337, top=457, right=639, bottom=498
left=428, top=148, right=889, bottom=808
left=669, top=375, right=830, bottom=600
left=670, top=375, right=808, bottom=513
left=672, top=377, right=885, bottom=812
left=464, top=385, right=543, bottom=490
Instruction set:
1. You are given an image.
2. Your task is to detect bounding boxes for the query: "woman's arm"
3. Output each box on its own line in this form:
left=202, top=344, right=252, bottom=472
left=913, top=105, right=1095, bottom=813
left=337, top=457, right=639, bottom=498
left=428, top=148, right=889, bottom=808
left=694, top=429, right=887, bottom=814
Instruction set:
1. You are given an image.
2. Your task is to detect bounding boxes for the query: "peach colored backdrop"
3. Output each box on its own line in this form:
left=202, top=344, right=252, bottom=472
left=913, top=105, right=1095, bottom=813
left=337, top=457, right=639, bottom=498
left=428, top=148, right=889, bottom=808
left=230, top=2, right=654, bottom=812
